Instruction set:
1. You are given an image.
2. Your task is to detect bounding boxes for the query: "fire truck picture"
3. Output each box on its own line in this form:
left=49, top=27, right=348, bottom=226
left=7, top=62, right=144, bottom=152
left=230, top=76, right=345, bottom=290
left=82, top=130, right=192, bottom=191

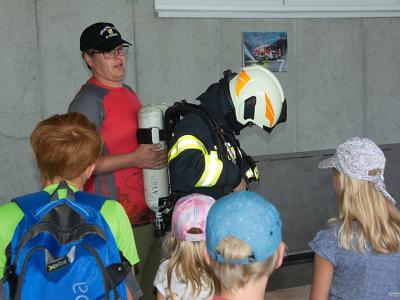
left=253, top=44, right=279, bottom=62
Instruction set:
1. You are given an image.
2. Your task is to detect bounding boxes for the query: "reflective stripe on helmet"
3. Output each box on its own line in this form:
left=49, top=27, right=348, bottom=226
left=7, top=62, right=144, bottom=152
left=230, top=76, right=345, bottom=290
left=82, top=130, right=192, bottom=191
left=235, top=70, right=250, bottom=97
left=195, top=151, right=223, bottom=187
left=264, top=92, right=275, bottom=128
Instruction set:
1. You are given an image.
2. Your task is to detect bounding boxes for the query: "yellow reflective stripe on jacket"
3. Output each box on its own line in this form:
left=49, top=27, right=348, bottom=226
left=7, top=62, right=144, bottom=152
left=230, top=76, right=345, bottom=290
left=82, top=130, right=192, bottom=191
left=195, top=151, right=223, bottom=187
left=229, top=146, right=236, bottom=160
left=245, top=166, right=260, bottom=180
left=254, top=166, right=259, bottom=180
left=168, top=135, right=207, bottom=162
left=246, top=169, right=253, bottom=178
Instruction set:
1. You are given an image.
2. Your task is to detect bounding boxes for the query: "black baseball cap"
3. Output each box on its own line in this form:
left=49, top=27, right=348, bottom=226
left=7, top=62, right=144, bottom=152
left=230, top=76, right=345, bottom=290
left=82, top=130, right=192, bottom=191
left=80, top=22, right=132, bottom=52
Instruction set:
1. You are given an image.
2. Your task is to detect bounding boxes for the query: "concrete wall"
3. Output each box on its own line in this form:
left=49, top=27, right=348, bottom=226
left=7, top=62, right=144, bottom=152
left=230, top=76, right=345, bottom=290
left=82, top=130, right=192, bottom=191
left=1, top=0, right=399, bottom=202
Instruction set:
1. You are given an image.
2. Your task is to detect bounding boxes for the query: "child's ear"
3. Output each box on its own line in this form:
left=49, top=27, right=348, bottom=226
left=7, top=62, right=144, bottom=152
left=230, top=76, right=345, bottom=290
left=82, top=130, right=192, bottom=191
left=202, top=242, right=211, bottom=265
left=32, top=151, right=36, bottom=161
left=275, top=242, right=286, bottom=270
left=84, top=164, right=95, bottom=180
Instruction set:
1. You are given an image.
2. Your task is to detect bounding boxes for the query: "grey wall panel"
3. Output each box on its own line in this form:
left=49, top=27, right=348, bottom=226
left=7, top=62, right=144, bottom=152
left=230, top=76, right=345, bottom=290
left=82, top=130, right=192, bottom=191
left=364, top=18, right=400, bottom=144
left=0, top=139, right=39, bottom=203
left=251, top=149, right=338, bottom=252
left=381, top=143, right=400, bottom=202
left=0, top=0, right=41, bottom=137
left=36, top=0, right=136, bottom=116
left=295, top=19, right=365, bottom=151
left=0, top=0, right=41, bottom=203
left=134, top=18, right=220, bottom=105
left=251, top=143, right=400, bottom=253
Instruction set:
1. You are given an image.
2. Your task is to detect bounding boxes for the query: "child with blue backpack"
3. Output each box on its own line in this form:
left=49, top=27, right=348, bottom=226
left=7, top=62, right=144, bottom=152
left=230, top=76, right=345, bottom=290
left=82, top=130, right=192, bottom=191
left=0, top=112, right=142, bottom=299
left=309, top=137, right=400, bottom=300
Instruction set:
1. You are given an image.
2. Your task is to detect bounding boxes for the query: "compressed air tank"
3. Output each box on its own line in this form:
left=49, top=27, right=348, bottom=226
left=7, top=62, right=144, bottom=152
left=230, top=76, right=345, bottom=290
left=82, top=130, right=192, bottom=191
left=138, top=104, right=170, bottom=213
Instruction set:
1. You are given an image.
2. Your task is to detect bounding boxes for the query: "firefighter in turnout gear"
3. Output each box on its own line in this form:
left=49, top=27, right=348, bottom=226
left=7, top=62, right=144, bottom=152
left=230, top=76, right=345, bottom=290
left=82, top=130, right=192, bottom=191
left=165, top=65, right=287, bottom=200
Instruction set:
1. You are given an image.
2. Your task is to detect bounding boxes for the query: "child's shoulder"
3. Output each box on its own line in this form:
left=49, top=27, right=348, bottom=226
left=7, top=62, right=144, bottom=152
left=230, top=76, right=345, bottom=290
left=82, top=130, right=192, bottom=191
left=316, top=221, right=341, bottom=236
left=160, top=258, right=170, bottom=268
left=309, top=222, right=340, bottom=249
left=156, top=259, right=171, bottom=276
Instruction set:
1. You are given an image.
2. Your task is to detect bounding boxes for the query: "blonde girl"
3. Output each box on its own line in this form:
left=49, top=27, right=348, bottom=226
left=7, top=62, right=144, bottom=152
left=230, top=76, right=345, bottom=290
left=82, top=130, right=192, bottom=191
left=153, top=194, right=217, bottom=300
left=309, top=137, right=400, bottom=300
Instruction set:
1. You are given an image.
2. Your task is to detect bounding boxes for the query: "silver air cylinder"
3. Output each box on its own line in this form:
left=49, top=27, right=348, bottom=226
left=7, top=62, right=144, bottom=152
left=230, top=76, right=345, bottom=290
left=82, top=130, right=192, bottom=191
left=138, top=104, right=170, bottom=214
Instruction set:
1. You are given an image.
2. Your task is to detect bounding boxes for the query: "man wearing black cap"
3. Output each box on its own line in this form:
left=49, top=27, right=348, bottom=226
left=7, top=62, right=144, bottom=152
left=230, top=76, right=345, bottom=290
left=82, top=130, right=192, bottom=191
left=69, top=22, right=167, bottom=300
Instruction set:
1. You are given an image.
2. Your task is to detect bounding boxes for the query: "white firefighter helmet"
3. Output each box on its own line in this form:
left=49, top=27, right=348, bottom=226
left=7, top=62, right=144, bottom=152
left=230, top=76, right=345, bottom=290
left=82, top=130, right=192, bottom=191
left=228, top=65, right=286, bottom=132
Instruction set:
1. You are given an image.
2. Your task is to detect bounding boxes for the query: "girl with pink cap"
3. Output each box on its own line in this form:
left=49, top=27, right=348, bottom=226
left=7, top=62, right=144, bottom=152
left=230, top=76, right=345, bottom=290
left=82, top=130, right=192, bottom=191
left=153, top=193, right=216, bottom=300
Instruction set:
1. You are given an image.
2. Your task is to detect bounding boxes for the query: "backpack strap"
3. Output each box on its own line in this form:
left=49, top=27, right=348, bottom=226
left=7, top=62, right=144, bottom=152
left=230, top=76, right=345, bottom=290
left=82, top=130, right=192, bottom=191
left=12, top=184, right=107, bottom=214
left=50, top=181, right=107, bottom=210
left=12, top=191, right=50, bottom=215
left=49, top=180, right=75, bottom=201
left=75, top=191, right=108, bottom=211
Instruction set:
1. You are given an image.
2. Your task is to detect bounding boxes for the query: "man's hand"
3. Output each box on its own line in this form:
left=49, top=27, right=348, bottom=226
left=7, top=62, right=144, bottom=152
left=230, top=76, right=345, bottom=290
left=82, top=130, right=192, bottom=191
left=233, top=178, right=248, bottom=192
left=133, top=144, right=167, bottom=169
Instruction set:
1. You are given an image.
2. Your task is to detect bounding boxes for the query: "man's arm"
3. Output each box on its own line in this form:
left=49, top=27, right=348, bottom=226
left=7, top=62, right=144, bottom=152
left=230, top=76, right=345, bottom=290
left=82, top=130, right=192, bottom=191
left=94, top=144, right=167, bottom=174
left=69, top=90, right=167, bottom=173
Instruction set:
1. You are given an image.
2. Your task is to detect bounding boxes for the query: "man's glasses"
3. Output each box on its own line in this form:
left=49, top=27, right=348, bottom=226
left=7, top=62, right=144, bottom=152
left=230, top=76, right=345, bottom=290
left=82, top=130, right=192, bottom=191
left=91, top=45, right=129, bottom=59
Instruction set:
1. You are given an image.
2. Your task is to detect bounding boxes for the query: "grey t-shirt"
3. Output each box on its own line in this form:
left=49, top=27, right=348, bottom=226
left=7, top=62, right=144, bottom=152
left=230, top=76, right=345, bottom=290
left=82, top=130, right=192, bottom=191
left=309, top=223, right=400, bottom=300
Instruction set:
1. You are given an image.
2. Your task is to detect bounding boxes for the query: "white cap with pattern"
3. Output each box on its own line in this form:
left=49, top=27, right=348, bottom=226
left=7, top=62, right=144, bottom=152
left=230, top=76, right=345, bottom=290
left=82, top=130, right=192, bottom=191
left=319, top=137, right=396, bottom=203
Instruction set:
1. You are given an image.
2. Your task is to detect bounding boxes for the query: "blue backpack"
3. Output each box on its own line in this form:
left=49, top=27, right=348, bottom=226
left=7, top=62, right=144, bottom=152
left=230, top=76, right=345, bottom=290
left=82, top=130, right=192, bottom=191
left=2, top=181, right=129, bottom=300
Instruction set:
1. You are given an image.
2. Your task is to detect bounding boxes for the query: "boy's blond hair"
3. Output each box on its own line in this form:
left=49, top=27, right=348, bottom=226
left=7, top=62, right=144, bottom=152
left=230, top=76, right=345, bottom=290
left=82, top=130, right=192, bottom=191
left=209, top=236, right=280, bottom=293
left=30, top=112, right=102, bottom=181
left=162, top=231, right=216, bottom=300
left=330, top=169, right=400, bottom=253
left=206, top=191, right=283, bottom=296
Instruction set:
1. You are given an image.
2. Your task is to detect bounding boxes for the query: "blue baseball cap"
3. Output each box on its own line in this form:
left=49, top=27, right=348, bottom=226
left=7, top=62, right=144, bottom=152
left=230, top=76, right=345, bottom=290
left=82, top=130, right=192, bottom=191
left=206, top=191, right=282, bottom=265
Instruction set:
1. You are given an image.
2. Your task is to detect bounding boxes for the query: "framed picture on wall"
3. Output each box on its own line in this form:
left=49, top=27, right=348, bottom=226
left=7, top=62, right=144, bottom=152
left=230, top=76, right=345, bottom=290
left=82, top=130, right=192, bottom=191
left=243, top=32, right=288, bottom=72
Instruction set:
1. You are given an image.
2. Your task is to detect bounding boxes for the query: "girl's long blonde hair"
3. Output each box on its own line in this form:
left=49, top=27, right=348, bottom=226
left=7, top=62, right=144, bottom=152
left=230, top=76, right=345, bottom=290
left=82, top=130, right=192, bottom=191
left=330, top=168, right=400, bottom=253
left=162, top=230, right=217, bottom=300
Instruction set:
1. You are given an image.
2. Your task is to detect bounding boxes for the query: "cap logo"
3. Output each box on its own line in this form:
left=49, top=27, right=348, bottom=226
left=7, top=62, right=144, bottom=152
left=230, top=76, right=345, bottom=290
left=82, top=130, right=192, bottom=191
left=100, top=26, right=118, bottom=39
left=264, top=93, right=275, bottom=127
left=235, top=70, right=250, bottom=97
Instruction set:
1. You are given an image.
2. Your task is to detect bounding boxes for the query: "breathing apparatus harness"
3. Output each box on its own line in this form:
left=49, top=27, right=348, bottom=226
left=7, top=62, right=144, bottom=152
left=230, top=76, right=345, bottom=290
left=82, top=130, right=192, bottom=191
left=164, top=99, right=259, bottom=192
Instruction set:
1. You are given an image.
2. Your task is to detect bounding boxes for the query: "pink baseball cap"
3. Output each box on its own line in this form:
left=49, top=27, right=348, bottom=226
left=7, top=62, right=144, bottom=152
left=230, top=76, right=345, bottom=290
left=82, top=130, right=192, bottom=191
left=172, top=193, right=216, bottom=242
